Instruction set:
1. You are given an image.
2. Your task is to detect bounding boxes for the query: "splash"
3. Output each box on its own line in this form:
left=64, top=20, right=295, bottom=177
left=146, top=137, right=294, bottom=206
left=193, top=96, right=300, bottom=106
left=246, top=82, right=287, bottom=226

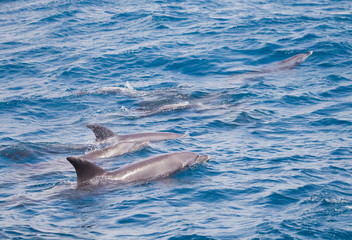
left=96, top=82, right=148, bottom=97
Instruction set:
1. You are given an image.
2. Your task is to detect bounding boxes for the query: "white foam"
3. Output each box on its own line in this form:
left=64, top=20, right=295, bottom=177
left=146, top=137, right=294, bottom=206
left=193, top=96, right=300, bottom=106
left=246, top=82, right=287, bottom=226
left=97, top=82, right=148, bottom=97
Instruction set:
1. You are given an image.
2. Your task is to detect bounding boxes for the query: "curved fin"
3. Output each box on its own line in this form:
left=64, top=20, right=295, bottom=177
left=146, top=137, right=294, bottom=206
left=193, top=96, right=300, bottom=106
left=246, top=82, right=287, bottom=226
left=87, top=124, right=117, bottom=142
left=67, top=157, right=106, bottom=185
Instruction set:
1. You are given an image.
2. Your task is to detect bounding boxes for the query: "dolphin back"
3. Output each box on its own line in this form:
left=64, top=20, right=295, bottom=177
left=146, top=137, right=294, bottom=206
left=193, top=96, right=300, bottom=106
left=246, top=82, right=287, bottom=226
left=67, top=152, right=210, bottom=187
left=80, top=141, right=150, bottom=160
left=264, top=51, right=313, bottom=72
left=275, top=51, right=313, bottom=70
left=107, top=152, right=210, bottom=183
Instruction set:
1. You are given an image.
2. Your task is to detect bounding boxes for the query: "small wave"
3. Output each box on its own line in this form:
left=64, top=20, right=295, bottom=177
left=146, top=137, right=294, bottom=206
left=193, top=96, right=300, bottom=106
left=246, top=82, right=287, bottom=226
left=261, top=192, right=300, bottom=207
left=0, top=144, right=38, bottom=162
left=330, top=147, right=352, bottom=156
left=310, top=117, right=352, bottom=127
left=0, top=142, right=93, bottom=164
left=280, top=92, right=323, bottom=106
left=206, top=120, right=241, bottom=130
left=233, top=111, right=261, bottom=124
left=165, top=57, right=219, bottom=76
left=319, top=84, right=352, bottom=99
left=169, top=234, right=216, bottom=240
left=117, top=213, right=154, bottom=224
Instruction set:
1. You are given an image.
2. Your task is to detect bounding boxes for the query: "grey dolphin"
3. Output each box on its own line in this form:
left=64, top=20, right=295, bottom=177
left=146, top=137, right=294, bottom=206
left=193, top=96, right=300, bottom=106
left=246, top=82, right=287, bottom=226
left=80, top=141, right=150, bottom=160
left=67, top=152, right=210, bottom=187
left=233, top=51, right=313, bottom=81
left=137, top=101, right=193, bottom=117
left=254, top=51, right=313, bottom=74
left=87, top=123, right=187, bottom=144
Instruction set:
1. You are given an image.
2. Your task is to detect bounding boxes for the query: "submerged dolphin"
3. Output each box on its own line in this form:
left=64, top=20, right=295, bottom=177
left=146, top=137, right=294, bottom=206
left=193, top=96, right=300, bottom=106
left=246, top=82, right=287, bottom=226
left=80, top=141, right=150, bottom=160
left=254, top=51, right=313, bottom=74
left=87, top=124, right=187, bottom=144
left=137, top=101, right=193, bottom=117
left=233, top=51, right=313, bottom=80
left=67, top=152, right=210, bottom=188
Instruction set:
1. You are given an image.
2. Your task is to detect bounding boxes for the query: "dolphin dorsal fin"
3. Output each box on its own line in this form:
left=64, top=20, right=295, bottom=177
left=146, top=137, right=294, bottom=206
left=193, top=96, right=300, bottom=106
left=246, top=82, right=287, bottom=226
left=67, top=157, right=106, bottom=185
left=86, top=124, right=117, bottom=141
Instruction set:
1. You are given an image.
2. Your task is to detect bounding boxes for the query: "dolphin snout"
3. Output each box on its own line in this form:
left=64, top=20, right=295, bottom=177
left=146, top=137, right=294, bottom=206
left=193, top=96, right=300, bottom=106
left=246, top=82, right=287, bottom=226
left=196, top=155, right=210, bottom=163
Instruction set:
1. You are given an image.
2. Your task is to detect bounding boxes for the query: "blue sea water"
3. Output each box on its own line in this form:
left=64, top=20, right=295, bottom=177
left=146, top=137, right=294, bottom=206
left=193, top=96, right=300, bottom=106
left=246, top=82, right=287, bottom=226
left=0, top=0, right=351, bottom=239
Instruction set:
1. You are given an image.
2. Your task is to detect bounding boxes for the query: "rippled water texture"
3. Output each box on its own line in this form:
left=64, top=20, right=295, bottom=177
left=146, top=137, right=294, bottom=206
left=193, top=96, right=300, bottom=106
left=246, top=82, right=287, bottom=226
left=1, top=0, right=352, bottom=239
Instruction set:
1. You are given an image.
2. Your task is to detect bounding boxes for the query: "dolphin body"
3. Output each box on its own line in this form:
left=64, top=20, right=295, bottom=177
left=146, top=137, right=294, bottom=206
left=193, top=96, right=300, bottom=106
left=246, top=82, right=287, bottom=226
left=80, top=141, right=150, bottom=160
left=137, top=101, right=194, bottom=117
left=67, top=152, right=210, bottom=188
left=87, top=124, right=187, bottom=144
left=233, top=51, right=313, bottom=80
left=253, top=51, right=313, bottom=74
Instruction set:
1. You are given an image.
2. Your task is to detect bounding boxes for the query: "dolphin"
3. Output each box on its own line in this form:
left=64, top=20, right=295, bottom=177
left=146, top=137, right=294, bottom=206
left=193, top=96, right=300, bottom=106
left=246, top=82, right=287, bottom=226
left=254, top=51, right=313, bottom=74
left=80, top=141, right=150, bottom=160
left=67, top=152, right=210, bottom=188
left=233, top=51, right=313, bottom=80
left=137, top=101, right=193, bottom=117
left=86, top=123, right=188, bottom=144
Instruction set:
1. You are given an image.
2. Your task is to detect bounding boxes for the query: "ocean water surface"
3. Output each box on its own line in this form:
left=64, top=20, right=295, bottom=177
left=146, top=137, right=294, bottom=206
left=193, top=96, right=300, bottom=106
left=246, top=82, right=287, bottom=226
left=1, top=0, right=351, bottom=239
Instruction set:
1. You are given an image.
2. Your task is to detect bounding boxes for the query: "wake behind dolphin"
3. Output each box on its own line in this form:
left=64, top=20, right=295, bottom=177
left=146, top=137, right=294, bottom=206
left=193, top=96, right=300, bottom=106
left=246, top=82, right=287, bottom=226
left=67, top=152, right=210, bottom=188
